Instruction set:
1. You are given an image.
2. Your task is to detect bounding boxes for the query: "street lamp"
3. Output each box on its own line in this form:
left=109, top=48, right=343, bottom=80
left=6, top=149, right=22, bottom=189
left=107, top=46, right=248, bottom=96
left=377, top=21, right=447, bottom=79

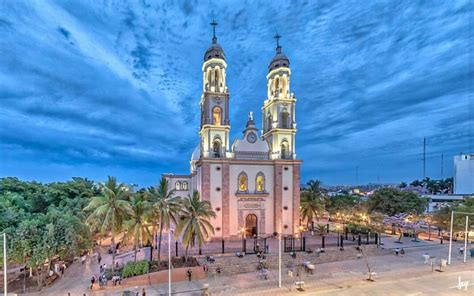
left=168, top=228, right=174, bottom=296
left=3, top=233, right=6, bottom=296
left=278, top=232, right=282, bottom=288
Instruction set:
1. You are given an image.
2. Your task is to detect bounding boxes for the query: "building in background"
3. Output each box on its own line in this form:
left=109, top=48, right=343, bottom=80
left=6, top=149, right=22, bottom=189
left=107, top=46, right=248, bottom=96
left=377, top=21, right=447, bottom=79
left=454, top=153, right=474, bottom=195
left=164, top=24, right=301, bottom=239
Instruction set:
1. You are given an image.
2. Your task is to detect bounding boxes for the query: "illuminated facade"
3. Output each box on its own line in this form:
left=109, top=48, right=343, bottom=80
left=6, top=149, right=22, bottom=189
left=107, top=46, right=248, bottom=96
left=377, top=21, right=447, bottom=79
left=164, top=24, right=301, bottom=239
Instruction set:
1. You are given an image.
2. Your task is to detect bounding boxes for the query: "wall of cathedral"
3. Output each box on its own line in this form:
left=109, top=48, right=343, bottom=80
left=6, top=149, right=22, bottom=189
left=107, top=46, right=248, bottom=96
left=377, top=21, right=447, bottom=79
left=228, top=163, right=275, bottom=237
left=209, top=163, right=223, bottom=236
left=281, top=164, right=294, bottom=235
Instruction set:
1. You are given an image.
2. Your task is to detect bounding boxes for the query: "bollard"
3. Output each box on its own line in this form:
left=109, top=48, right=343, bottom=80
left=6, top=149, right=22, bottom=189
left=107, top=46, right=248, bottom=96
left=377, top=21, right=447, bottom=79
left=358, top=234, right=361, bottom=246
left=222, top=239, right=225, bottom=254
left=322, top=236, right=325, bottom=249
left=340, top=235, right=344, bottom=249
left=176, top=241, right=179, bottom=257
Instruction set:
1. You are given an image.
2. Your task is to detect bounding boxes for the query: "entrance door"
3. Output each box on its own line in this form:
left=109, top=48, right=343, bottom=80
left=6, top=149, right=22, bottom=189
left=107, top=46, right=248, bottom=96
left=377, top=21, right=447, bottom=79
left=245, top=214, right=258, bottom=237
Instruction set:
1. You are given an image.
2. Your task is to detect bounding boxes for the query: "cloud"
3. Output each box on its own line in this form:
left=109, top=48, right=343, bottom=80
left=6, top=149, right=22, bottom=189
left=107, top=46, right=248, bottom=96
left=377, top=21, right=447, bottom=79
left=0, top=1, right=472, bottom=186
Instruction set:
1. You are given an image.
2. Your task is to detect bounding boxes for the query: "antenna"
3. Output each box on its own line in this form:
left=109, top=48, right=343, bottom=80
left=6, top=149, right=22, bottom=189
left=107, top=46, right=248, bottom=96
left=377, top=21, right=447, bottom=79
left=441, top=153, right=444, bottom=179
left=356, top=166, right=359, bottom=186
left=423, top=137, right=426, bottom=179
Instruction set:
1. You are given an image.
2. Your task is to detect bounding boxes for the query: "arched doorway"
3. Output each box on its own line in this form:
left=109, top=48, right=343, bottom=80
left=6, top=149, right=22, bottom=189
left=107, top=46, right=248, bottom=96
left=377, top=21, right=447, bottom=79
left=245, top=214, right=258, bottom=237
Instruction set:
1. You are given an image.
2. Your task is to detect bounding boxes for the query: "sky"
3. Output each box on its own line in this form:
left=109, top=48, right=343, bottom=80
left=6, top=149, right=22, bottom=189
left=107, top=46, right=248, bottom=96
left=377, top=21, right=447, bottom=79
left=0, top=0, right=473, bottom=187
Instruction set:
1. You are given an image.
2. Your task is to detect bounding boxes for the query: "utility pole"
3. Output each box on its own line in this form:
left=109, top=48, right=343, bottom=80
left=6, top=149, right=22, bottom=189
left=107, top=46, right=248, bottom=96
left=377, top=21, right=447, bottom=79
left=3, top=233, right=6, bottom=296
left=355, top=166, right=359, bottom=186
left=423, top=137, right=426, bottom=179
left=441, top=153, right=444, bottom=179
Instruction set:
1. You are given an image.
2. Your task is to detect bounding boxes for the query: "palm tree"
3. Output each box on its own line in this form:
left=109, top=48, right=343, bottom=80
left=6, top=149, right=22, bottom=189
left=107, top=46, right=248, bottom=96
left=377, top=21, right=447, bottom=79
left=148, top=177, right=180, bottom=263
left=84, top=176, right=133, bottom=271
left=123, top=194, right=152, bottom=261
left=300, top=180, right=326, bottom=229
left=175, top=191, right=216, bottom=262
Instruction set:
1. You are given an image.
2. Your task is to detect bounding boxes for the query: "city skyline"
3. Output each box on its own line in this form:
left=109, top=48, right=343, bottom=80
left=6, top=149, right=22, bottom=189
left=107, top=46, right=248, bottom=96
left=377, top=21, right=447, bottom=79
left=0, top=1, right=472, bottom=186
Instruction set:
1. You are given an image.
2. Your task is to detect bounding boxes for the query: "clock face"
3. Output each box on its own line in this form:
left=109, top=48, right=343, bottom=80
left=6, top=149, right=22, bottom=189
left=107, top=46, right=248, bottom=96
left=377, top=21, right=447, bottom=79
left=247, top=132, right=257, bottom=143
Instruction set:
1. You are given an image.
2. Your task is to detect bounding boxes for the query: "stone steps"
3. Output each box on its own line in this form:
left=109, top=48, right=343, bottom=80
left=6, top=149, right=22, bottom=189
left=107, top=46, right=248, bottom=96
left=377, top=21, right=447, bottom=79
left=201, top=245, right=390, bottom=276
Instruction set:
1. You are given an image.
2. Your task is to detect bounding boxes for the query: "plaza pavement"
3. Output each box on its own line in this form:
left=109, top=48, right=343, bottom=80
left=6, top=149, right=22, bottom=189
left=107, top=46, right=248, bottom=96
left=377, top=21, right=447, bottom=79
left=24, top=234, right=474, bottom=295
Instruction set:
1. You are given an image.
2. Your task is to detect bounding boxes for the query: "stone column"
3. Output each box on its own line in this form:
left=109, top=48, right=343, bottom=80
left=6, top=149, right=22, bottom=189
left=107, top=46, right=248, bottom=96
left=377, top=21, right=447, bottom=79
left=201, top=162, right=210, bottom=202
left=274, top=164, right=283, bottom=233
left=222, top=162, right=230, bottom=237
left=292, top=163, right=301, bottom=235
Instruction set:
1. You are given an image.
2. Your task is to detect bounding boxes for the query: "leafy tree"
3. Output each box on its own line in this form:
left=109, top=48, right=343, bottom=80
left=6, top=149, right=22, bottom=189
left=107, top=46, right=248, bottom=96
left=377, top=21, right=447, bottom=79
left=367, top=188, right=427, bottom=216
left=147, top=177, right=180, bottom=263
left=326, top=194, right=365, bottom=216
left=84, top=176, right=133, bottom=271
left=433, top=197, right=474, bottom=232
left=175, top=191, right=216, bottom=261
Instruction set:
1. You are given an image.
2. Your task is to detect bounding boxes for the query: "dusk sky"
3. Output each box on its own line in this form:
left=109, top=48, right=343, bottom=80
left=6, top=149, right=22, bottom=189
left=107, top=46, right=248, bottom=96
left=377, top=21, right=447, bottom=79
left=0, top=1, right=472, bottom=187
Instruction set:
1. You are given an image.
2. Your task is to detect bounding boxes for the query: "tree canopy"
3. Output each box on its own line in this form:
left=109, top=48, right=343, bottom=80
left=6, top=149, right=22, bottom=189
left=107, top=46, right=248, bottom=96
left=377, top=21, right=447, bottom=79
left=366, top=188, right=427, bottom=216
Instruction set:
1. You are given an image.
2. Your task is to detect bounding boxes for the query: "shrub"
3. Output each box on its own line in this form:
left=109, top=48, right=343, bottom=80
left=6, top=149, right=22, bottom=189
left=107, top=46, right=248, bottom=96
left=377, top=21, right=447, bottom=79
left=122, top=260, right=149, bottom=278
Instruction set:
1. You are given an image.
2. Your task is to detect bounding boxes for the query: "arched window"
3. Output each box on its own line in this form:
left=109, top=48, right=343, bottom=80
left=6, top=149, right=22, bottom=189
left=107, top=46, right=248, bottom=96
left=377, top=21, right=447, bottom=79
left=215, top=69, right=220, bottom=91
left=212, top=138, right=222, bottom=158
left=175, top=181, right=181, bottom=191
left=238, top=172, right=248, bottom=192
left=266, top=113, right=272, bottom=131
left=256, top=173, right=265, bottom=192
left=281, top=110, right=290, bottom=128
left=212, top=106, right=222, bottom=126
left=275, top=77, right=280, bottom=96
left=182, top=181, right=188, bottom=190
left=281, top=140, right=289, bottom=159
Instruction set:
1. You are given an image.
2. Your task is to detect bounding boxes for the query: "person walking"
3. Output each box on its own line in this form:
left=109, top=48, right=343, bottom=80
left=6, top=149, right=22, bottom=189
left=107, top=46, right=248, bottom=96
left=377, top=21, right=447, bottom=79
left=187, top=269, right=192, bottom=281
left=97, top=253, right=102, bottom=265
left=142, top=288, right=146, bottom=296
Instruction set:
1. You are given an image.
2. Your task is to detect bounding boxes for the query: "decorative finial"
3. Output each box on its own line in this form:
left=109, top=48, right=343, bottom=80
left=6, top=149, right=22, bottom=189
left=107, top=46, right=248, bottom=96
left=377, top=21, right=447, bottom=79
left=274, top=33, right=282, bottom=54
left=249, top=111, right=253, bottom=120
left=210, top=16, right=218, bottom=44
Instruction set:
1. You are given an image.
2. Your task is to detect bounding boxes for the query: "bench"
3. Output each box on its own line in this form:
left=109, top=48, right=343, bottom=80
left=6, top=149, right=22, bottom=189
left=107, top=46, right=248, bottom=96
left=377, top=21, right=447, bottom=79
left=295, top=281, right=305, bottom=290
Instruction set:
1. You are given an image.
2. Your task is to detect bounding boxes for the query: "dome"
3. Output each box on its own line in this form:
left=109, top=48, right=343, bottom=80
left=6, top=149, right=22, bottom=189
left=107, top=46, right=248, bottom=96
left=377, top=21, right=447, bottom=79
left=191, top=145, right=201, bottom=161
left=204, top=37, right=225, bottom=61
left=268, top=47, right=290, bottom=72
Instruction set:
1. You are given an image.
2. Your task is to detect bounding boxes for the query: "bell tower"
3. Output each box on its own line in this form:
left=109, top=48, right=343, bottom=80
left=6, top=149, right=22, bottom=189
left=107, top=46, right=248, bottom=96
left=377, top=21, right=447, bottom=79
left=200, top=19, right=231, bottom=158
left=261, top=34, right=297, bottom=160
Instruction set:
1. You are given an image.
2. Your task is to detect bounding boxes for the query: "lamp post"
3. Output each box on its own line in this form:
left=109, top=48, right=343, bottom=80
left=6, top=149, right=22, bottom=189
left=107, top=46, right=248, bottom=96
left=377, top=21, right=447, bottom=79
left=168, top=228, right=174, bottom=296
left=278, top=232, right=282, bottom=288
left=3, top=233, right=6, bottom=296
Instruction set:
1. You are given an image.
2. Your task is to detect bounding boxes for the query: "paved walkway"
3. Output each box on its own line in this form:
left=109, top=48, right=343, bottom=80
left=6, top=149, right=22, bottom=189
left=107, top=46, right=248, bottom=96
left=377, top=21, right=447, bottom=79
left=25, top=234, right=473, bottom=295
left=58, top=243, right=473, bottom=296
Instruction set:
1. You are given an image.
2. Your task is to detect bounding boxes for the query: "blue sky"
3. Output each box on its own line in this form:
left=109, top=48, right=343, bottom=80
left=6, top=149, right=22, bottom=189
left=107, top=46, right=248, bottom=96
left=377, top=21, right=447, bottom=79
left=0, top=0, right=472, bottom=186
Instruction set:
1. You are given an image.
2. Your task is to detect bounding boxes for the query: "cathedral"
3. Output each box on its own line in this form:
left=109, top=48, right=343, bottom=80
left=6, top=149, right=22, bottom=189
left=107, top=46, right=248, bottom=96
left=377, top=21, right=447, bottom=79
left=164, top=22, right=301, bottom=239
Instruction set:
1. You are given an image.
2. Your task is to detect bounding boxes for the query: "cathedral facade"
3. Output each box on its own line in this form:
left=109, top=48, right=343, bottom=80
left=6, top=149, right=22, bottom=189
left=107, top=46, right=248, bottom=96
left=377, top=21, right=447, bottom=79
left=164, top=26, right=301, bottom=239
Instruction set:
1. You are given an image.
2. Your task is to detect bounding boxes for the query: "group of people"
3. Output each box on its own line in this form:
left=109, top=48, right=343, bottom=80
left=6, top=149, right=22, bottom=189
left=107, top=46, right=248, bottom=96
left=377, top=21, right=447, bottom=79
left=394, top=248, right=406, bottom=256
left=90, top=274, right=108, bottom=288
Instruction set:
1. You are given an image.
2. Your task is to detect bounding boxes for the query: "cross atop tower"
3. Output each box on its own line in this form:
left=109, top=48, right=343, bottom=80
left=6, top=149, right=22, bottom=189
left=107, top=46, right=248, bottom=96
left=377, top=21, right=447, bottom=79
left=274, top=33, right=282, bottom=53
left=274, top=33, right=281, bottom=47
left=210, top=18, right=218, bottom=43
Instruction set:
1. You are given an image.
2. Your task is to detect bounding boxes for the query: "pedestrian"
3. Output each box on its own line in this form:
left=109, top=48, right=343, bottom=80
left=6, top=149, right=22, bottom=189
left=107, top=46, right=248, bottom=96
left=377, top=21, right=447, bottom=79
left=142, top=288, right=146, bottom=296
left=400, top=248, right=405, bottom=256
left=98, top=253, right=102, bottom=264
left=187, top=269, right=192, bottom=281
